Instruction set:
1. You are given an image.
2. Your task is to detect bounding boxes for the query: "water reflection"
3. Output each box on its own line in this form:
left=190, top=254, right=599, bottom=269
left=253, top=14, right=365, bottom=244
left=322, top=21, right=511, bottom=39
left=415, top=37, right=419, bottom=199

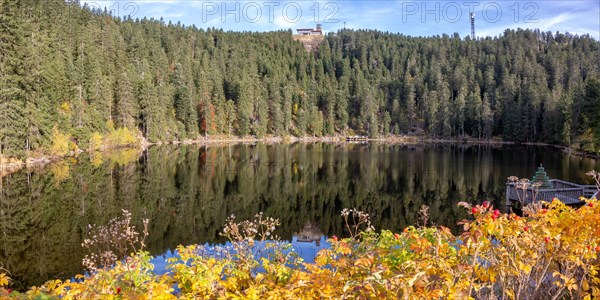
left=294, top=223, right=323, bottom=246
left=1, top=143, right=598, bottom=289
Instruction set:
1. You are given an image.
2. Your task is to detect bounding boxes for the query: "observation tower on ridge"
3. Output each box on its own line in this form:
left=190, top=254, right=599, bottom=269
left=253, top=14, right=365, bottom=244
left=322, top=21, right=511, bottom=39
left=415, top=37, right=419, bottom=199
left=470, top=12, right=476, bottom=39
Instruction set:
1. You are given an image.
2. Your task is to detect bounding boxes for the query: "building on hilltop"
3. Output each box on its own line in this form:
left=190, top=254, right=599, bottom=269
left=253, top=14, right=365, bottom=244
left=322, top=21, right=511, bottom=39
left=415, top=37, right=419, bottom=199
left=296, top=24, right=323, bottom=36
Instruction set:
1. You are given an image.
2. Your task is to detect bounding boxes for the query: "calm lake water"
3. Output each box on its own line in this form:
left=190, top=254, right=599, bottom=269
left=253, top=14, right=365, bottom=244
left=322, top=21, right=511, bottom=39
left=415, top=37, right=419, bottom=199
left=1, top=143, right=599, bottom=289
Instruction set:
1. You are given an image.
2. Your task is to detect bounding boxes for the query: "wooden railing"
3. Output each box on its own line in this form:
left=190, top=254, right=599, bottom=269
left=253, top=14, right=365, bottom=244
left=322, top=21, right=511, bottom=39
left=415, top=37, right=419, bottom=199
left=551, top=179, right=581, bottom=189
left=506, top=181, right=589, bottom=205
left=506, top=179, right=600, bottom=207
left=583, top=185, right=599, bottom=198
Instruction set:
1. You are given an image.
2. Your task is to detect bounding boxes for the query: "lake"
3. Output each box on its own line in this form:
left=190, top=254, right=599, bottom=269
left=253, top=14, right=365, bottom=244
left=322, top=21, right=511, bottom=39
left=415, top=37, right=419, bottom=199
left=1, top=143, right=599, bottom=289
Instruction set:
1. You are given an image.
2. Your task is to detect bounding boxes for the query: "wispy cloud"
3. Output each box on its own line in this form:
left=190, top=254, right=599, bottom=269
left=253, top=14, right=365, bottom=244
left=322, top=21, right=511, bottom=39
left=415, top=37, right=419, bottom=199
left=477, top=7, right=599, bottom=38
left=81, top=0, right=599, bottom=39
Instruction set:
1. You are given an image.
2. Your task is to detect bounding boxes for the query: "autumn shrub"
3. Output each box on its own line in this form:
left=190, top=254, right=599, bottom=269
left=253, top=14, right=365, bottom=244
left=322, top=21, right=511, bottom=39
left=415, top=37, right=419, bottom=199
left=460, top=200, right=600, bottom=299
left=50, top=126, right=71, bottom=156
left=95, top=120, right=140, bottom=150
left=104, top=127, right=139, bottom=149
left=1, top=200, right=600, bottom=299
left=165, top=213, right=301, bottom=298
left=44, top=124, right=138, bottom=156
left=23, top=252, right=175, bottom=299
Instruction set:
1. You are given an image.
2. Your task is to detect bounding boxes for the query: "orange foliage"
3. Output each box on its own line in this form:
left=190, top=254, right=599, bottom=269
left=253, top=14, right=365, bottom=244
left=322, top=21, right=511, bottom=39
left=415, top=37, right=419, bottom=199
left=2, top=200, right=600, bottom=299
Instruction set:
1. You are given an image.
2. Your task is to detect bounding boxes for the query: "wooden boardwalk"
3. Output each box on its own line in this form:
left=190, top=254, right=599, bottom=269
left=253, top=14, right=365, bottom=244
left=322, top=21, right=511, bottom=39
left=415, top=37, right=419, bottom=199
left=506, top=179, right=598, bottom=207
left=346, top=136, right=369, bottom=142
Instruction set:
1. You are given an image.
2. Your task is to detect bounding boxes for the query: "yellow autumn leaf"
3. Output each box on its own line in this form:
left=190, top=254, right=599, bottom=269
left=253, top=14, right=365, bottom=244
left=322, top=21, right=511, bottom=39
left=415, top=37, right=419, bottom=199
left=582, top=279, right=590, bottom=291
left=565, top=278, right=578, bottom=291
left=0, top=273, right=9, bottom=287
left=505, top=288, right=515, bottom=300
left=592, top=286, right=600, bottom=297
left=337, top=243, right=352, bottom=255
left=517, top=262, right=532, bottom=274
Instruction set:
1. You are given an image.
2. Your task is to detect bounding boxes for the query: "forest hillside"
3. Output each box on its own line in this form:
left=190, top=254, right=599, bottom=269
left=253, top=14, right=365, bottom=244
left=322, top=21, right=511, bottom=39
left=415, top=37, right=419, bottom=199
left=1, top=0, right=600, bottom=159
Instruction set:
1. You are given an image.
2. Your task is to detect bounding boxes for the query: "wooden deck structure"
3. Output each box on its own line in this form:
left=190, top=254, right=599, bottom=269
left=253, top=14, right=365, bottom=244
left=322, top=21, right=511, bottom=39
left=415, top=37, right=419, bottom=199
left=346, top=136, right=369, bottom=142
left=506, top=179, right=598, bottom=207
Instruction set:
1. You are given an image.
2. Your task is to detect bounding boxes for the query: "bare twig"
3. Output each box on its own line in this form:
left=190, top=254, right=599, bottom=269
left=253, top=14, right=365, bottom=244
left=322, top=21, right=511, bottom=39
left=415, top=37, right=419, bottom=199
left=82, top=210, right=149, bottom=272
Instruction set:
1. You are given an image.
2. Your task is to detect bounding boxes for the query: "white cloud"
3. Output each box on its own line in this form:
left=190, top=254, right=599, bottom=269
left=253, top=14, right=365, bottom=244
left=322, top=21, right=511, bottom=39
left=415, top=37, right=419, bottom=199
left=477, top=10, right=599, bottom=39
left=81, top=0, right=599, bottom=39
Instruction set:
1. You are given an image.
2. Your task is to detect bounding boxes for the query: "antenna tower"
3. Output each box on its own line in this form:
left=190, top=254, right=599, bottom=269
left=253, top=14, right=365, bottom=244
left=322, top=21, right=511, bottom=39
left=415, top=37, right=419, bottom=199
left=470, top=12, right=476, bottom=39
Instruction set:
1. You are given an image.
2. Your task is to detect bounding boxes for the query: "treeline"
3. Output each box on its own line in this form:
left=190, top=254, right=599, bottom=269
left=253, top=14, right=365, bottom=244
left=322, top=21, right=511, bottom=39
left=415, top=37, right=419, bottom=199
left=1, top=0, right=600, bottom=158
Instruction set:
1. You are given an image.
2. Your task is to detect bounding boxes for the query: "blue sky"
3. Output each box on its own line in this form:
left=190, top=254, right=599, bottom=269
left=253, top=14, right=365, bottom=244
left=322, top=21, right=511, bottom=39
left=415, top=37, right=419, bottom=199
left=84, top=1, right=600, bottom=39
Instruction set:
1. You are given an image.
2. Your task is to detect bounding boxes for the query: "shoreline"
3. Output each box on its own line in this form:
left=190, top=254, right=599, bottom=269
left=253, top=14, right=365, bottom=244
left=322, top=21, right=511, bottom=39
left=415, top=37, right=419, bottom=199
left=1, top=135, right=598, bottom=178
left=143, top=135, right=515, bottom=145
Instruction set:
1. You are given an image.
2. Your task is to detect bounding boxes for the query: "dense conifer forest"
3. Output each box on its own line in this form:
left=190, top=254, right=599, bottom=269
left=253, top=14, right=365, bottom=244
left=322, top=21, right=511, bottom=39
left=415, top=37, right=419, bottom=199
left=1, top=0, right=600, bottom=159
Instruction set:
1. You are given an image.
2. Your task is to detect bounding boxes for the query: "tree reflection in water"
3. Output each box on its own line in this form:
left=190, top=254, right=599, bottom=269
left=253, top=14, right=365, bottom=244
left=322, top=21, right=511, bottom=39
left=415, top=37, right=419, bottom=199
left=1, top=143, right=599, bottom=289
